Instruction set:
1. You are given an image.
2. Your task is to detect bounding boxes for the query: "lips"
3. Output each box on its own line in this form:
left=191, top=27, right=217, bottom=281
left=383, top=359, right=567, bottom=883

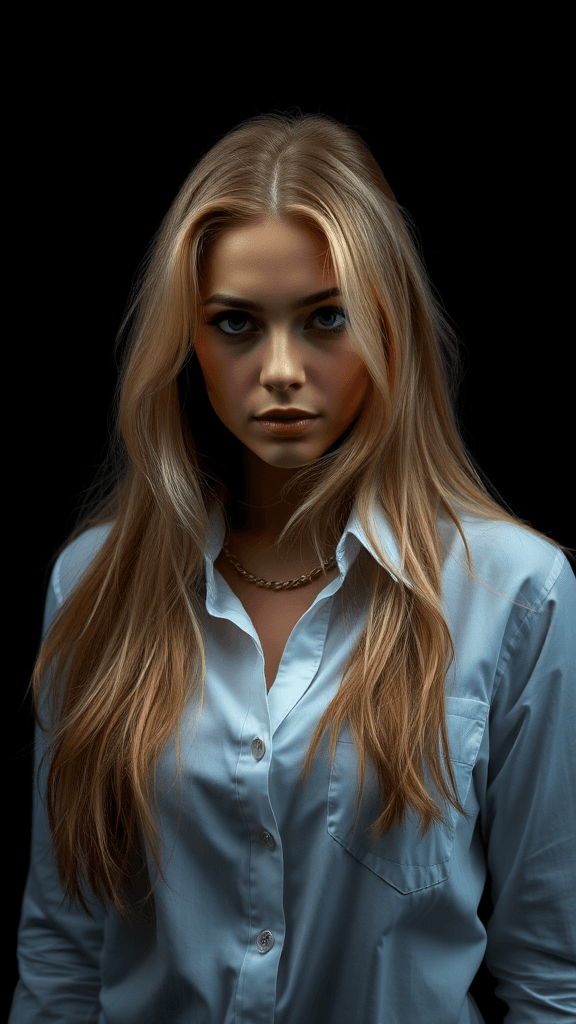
left=255, top=412, right=317, bottom=421
left=256, top=416, right=317, bottom=435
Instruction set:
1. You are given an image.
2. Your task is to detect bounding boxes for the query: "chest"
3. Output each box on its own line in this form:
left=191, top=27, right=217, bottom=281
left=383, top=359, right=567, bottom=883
left=250, top=592, right=313, bottom=691
left=214, top=553, right=339, bottom=692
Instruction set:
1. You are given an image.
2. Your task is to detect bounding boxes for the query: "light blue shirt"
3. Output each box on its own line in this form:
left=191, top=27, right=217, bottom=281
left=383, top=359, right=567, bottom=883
left=10, top=502, right=576, bottom=1023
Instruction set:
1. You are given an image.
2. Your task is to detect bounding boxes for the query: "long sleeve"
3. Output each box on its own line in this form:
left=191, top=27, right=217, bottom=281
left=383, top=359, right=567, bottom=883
left=481, top=553, right=576, bottom=1020
left=9, top=558, right=106, bottom=1023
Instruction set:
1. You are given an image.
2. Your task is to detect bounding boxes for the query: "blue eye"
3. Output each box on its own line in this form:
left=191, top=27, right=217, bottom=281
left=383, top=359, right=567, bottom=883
left=206, top=305, right=348, bottom=338
left=313, top=307, right=348, bottom=332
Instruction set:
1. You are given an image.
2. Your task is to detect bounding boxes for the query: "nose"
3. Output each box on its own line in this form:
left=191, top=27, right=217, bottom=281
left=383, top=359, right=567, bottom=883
left=258, top=331, right=306, bottom=392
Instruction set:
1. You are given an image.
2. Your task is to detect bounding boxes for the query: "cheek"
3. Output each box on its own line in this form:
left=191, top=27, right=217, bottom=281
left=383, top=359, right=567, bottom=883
left=195, top=344, right=225, bottom=396
left=197, top=351, right=245, bottom=416
left=331, top=357, right=370, bottom=407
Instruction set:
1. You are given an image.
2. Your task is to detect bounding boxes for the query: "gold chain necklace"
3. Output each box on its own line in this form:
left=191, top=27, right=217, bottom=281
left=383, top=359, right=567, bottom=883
left=222, top=543, right=337, bottom=590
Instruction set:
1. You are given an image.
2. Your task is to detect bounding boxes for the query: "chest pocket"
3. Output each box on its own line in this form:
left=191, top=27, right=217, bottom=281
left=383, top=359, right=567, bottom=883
left=327, top=696, right=489, bottom=894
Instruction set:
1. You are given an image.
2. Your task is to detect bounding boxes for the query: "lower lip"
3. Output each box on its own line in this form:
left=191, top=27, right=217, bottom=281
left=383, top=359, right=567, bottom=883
left=255, top=417, right=317, bottom=435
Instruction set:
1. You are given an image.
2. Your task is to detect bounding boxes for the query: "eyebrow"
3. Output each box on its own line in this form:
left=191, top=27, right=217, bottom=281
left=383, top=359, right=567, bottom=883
left=202, top=287, right=341, bottom=311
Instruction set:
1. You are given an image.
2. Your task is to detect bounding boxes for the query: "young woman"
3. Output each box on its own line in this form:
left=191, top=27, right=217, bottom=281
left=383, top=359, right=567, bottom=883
left=10, top=111, right=575, bottom=1023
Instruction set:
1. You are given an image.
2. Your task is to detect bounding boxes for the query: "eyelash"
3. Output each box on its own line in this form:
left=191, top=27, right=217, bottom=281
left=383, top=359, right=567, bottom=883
left=206, top=305, right=348, bottom=338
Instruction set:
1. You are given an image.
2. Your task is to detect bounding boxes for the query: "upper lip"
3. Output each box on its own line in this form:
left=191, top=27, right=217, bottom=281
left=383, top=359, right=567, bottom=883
left=255, top=408, right=317, bottom=421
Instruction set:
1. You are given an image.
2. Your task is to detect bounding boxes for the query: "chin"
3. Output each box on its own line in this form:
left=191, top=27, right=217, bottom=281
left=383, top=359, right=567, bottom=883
left=270, top=445, right=333, bottom=469
left=260, top=452, right=320, bottom=469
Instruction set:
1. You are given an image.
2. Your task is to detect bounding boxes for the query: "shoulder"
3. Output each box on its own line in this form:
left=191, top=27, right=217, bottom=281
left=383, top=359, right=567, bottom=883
left=438, top=509, right=573, bottom=610
left=51, top=523, right=114, bottom=608
left=40, top=523, right=113, bottom=646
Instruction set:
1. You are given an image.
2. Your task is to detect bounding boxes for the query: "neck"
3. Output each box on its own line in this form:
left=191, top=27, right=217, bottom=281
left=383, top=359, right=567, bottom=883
left=226, top=447, right=312, bottom=546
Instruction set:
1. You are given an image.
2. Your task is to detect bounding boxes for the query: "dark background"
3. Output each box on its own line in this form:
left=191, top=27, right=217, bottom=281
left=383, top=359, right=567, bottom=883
left=7, top=41, right=572, bottom=1023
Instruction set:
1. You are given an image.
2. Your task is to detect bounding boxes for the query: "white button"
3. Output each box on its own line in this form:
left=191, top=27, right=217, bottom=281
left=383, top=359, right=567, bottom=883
left=258, top=828, right=276, bottom=850
left=256, top=930, right=275, bottom=953
left=252, top=738, right=265, bottom=760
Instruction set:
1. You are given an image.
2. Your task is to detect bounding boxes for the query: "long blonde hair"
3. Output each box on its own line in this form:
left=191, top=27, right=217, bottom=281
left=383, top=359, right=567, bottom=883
left=29, top=108, right=574, bottom=920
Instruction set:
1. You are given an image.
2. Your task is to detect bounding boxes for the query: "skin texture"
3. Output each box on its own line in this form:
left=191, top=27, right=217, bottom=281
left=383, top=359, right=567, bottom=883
left=194, top=215, right=371, bottom=565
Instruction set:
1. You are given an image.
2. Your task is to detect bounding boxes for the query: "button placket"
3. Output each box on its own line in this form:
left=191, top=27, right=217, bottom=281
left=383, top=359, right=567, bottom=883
left=250, top=736, right=278, bottom=956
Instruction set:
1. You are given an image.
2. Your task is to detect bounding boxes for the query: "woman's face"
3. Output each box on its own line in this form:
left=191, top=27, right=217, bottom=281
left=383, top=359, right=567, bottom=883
left=194, top=215, right=371, bottom=474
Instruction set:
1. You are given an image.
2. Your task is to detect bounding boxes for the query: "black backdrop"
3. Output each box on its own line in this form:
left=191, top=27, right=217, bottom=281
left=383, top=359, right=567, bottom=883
left=7, top=54, right=572, bottom=1024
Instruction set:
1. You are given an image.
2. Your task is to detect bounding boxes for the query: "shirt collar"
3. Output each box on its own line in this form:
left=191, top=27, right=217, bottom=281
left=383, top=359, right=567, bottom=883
left=204, top=499, right=412, bottom=589
left=340, top=502, right=412, bottom=587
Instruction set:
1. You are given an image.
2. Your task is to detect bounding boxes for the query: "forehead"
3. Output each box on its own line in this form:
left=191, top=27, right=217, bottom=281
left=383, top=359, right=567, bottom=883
left=202, top=217, right=335, bottom=296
